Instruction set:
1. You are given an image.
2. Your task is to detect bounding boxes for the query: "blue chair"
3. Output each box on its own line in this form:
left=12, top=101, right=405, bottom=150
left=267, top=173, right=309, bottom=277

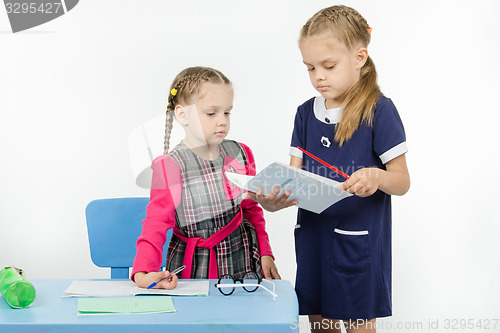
left=85, top=197, right=172, bottom=279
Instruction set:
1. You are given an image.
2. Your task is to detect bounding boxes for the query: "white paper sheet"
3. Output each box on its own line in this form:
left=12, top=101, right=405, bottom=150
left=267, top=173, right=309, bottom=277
left=62, top=280, right=209, bottom=297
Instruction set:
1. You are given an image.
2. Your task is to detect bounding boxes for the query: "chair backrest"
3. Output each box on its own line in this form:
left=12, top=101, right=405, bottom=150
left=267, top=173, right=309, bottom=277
left=85, top=197, right=171, bottom=279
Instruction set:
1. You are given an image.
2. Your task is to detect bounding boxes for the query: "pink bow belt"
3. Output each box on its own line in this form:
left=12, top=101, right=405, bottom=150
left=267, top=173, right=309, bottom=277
left=173, top=208, right=242, bottom=279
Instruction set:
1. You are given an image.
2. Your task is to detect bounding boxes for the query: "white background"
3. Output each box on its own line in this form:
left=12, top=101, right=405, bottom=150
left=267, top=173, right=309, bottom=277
left=1, top=0, right=499, bottom=332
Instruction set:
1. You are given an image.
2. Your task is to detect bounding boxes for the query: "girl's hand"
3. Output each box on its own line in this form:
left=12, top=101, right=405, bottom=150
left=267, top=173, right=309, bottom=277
left=242, top=187, right=298, bottom=212
left=133, top=270, right=178, bottom=290
left=341, top=155, right=410, bottom=197
left=261, top=255, right=281, bottom=279
left=340, top=168, right=380, bottom=197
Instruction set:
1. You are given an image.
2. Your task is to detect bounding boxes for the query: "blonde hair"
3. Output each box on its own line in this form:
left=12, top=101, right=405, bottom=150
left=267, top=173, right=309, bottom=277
left=164, top=66, right=231, bottom=154
left=300, top=5, right=380, bottom=146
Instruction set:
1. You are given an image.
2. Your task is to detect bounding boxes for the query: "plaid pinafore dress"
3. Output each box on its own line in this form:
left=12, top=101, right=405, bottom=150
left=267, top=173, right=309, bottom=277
left=165, top=140, right=262, bottom=280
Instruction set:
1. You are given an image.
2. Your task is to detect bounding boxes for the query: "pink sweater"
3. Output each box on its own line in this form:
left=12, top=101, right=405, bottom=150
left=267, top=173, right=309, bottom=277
left=131, top=143, right=273, bottom=280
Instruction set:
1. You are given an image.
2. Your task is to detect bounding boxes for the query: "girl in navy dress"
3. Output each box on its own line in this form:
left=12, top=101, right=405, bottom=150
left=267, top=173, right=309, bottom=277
left=246, top=5, right=410, bottom=333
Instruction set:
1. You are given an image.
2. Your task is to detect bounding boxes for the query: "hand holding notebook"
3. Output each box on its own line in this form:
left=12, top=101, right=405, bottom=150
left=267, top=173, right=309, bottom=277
left=226, top=161, right=352, bottom=214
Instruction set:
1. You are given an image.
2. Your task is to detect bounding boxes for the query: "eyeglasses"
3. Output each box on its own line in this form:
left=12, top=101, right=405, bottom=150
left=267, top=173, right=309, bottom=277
left=214, top=272, right=277, bottom=301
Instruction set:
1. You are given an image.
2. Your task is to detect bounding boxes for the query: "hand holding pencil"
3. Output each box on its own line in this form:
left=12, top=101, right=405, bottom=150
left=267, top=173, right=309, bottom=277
left=147, top=265, right=186, bottom=289
left=133, top=266, right=183, bottom=290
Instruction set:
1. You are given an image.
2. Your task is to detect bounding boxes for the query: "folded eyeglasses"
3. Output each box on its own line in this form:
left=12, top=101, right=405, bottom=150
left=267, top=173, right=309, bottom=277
left=214, top=272, right=277, bottom=300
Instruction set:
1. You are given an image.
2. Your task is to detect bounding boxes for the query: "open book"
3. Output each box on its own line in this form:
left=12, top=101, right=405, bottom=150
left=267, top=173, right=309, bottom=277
left=225, top=162, right=352, bottom=214
left=62, top=280, right=209, bottom=297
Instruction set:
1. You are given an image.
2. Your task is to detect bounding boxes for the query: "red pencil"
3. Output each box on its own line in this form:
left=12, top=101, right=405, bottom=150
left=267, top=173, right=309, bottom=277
left=297, top=146, right=350, bottom=179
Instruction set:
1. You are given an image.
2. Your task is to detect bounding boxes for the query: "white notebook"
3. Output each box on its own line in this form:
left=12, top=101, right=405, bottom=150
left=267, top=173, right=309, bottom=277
left=226, top=162, right=352, bottom=214
left=62, top=280, right=209, bottom=297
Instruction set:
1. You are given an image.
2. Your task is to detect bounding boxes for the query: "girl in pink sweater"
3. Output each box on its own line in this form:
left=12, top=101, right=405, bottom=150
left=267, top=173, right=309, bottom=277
left=132, top=66, right=280, bottom=289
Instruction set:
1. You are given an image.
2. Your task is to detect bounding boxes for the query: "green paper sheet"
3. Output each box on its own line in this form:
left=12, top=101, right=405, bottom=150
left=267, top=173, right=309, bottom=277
left=77, top=296, right=176, bottom=315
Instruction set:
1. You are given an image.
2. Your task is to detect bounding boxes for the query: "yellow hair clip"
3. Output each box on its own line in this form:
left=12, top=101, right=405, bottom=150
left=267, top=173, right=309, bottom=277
left=367, top=27, right=373, bottom=35
left=171, top=88, right=178, bottom=96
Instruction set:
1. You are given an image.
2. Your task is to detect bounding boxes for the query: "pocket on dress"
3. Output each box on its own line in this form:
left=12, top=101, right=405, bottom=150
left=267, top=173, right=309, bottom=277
left=331, top=228, right=370, bottom=273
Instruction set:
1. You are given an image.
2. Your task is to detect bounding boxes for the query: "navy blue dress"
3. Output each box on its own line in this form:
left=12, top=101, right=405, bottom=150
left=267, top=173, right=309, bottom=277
left=290, top=95, right=407, bottom=320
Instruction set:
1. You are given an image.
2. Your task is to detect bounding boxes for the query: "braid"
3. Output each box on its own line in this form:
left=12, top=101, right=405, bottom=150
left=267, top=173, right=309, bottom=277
left=162, top=66, right=232, bottom=154
left=164, top=74, right=207, bottom=154
left=345, top=6, right=369, bottom=27
left=343, top=6, right=371, bottom=44
left=175, top=75, right=208, bottom=95
left=302, top=5, right=371, bottom=48
left=163, top=110, right=174, bottom=154
left=322, top=8, right=341, bottom=22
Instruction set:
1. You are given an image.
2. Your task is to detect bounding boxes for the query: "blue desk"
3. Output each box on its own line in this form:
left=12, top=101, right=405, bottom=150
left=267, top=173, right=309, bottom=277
left=0, top=279, right=298, bottom=333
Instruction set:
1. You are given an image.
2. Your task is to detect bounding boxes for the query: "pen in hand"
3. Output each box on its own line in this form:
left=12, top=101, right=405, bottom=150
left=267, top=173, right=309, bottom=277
left=146, top=265, right=186, bottom=289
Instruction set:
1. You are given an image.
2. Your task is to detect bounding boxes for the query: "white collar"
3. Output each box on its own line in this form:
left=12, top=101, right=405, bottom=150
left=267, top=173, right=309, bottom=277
left=313, top=96, right=342, bottom=124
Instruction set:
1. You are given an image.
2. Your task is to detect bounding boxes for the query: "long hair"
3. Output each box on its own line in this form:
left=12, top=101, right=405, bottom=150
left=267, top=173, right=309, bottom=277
left=163, top=66, right=231, bottom=154
left=300, top=5, right=380, bottom=146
